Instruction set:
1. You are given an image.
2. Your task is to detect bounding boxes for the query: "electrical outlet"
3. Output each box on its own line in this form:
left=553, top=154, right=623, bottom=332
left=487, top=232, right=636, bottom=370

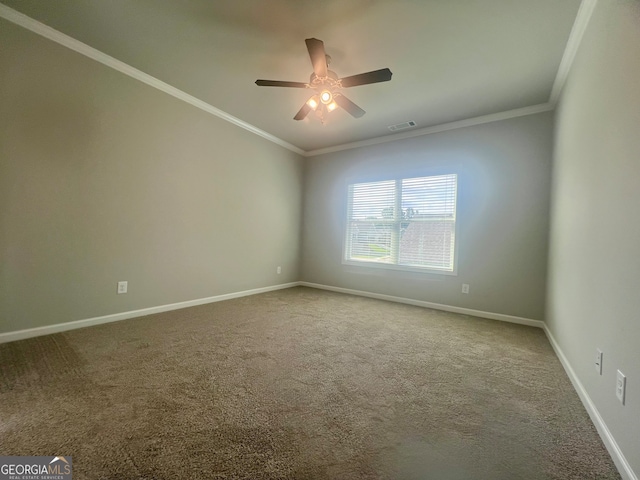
left=595, top=349, right=603, bottom=375
left=277, top=266, right=282, bottom=274
left=616, top=370, right=626, bottom=405
left=462, top=284, right=470, bottom=294
left=117, top=281, right=128, bottom=294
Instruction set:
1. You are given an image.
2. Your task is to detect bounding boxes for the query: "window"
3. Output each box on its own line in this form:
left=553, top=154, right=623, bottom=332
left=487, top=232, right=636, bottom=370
left=344, top=174, right=458, bottom=273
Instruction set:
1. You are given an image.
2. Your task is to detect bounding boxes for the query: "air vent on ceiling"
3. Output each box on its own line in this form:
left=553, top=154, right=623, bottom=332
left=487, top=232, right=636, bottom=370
left=388, top=121, right=417, bottom=132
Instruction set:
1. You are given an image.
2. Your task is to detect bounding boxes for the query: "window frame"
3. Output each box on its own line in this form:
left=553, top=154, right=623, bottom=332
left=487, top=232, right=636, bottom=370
left=342, top=173, right=459, bottom=276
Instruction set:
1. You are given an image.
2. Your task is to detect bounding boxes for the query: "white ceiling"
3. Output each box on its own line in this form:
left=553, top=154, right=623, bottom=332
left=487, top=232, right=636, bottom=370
left=1, top=0, right=583, bottom=153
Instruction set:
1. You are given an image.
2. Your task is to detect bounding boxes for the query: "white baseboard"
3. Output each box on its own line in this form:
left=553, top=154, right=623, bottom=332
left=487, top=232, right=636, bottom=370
left=299, top=281, right=544, bottom=328
left=0, top=282, right=300, bottom=344
left=1, top=281, right=541, bottom=344
left=542, top=325, right=637, bottom=480
left=2, top=280, right=633, bottom=479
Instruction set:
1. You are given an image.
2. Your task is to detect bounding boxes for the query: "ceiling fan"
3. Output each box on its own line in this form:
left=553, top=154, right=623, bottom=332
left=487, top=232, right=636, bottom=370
left=255, top=38, right=392, bottom=122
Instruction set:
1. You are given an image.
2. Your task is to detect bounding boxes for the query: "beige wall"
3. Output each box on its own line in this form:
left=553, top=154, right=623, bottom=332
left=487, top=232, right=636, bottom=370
left=0, top=19, right=304, bottom=334
left=302, top=112, right=553, bottom=320
left=547, top=0, right=640, bottom=475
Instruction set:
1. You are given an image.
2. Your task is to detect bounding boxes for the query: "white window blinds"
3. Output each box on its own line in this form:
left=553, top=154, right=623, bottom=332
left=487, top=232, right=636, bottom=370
left=345, top=174, right=457, bottom=272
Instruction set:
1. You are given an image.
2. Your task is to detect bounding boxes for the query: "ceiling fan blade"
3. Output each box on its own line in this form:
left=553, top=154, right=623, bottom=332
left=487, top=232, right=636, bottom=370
left=340, top=68, right=393, bottom=88
left=294, top=102, right=313, bottom=121
left=334, top=94, right=365, bottom=118
left=305, top=38, right=328, bottom=78
left=255, top=79, right=308, bottom=88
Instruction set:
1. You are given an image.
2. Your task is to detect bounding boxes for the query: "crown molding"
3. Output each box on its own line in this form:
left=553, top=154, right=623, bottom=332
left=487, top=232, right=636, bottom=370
left=1, top=1, right=593, bottom=158
left=303, top=103, right=555, bottom=157
left=549, top=0, right=598, bottom=105
left=0, top=3, right=306, bottom=156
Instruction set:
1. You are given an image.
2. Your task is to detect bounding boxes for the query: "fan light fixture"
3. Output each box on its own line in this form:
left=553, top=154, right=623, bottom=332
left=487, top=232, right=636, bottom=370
left=320, top=90, right=333, bottom=104
left=255, top=38, right=392, bottom=123
left=306, top=96, right=319, bottom=109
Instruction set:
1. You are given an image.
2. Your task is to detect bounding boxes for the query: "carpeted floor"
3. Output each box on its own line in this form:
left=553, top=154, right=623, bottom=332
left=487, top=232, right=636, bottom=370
left=0, top=287, right=620, bottom=479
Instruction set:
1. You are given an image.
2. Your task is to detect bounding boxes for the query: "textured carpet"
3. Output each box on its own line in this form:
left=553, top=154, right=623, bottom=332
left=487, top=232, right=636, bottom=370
left=0, top=287, right=620, bottom=479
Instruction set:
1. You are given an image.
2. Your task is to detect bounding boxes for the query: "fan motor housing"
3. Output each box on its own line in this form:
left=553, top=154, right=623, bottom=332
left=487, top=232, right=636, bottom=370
left=310, top=70, right=339, bottom=86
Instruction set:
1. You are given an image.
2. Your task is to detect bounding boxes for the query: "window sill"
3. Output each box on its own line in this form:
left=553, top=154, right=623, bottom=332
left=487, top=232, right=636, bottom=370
left=342, top=259, right=458, bottom=276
